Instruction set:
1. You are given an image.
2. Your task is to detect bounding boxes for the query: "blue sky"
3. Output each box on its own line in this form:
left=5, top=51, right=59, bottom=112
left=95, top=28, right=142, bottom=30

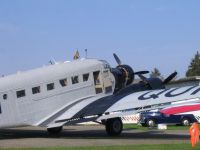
left=0, top=0, right=200, bottom=78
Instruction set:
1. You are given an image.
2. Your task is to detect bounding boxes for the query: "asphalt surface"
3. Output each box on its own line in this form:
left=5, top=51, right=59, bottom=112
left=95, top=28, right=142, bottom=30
left=0, top=125, right=190, bottom=148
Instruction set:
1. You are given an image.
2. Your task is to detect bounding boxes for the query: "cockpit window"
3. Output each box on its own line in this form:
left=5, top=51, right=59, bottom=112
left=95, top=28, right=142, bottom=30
left=99, top=60, right=110, bottom=69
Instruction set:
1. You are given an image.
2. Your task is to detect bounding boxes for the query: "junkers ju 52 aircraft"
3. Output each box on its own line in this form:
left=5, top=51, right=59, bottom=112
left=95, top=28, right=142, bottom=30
left=0, top=53, right=199, bottom=136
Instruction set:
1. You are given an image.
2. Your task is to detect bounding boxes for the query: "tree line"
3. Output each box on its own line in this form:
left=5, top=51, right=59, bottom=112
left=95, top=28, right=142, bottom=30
left=150, top=51, right=200, bottom=79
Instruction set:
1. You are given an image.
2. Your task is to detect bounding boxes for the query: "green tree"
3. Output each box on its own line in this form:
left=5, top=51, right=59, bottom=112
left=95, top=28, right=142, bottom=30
left=150, top=68, right=162, bottom=78
left=186, top=51, right=200, bottom=77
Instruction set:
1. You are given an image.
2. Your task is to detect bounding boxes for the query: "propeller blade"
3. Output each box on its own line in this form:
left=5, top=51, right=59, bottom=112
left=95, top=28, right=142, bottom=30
left=113, top=53, right=122, bottom=66
left=163, top=71, right=177, bottom=84
left=135, top=71, right=149, bottom=84
left=135, top=71, right=149, bottom=75
left=138, top=74, right=148, bottom=83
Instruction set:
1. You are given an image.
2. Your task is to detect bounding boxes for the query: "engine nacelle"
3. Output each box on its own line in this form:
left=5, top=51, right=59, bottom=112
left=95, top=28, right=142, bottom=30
left=145, top=78, right=165, bottom=89
left=111, top=65, right=134, bottom=93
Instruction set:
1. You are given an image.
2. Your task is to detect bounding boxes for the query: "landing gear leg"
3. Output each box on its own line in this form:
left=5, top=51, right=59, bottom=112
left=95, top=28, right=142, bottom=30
left=105, top=118, right=123, bottom=136
left=47, top=126, right=63, bottom=134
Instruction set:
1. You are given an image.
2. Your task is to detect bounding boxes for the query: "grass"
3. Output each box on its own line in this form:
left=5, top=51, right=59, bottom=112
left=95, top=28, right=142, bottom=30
left=123, top=124, right=199, bottom=130
left=0, top=144, right=199, bottom=150
left=0, top=124, right=197, bottom=150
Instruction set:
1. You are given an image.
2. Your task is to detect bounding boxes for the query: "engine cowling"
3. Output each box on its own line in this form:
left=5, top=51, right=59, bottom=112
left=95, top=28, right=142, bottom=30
left=111, top=65, right=134, bottom=93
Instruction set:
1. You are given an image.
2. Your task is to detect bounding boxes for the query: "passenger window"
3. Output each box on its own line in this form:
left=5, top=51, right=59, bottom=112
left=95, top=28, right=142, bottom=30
left=60, top=78, right=67, bottom=87
left=71, top=76, right=79, bottom=84
left=3, top=94, right=7, bottom=100
left=47, top=83, right=54, bottom=91
left=32, top=86, right=40, bottom=94
left=83, top=73, right=89, bottom=82
left=17, top=90, right=26, bottom=98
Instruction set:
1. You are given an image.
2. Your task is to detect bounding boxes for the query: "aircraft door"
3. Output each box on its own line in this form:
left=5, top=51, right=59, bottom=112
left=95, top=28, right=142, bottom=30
left=0, top=93, right=7, bottom=115
left=102, top=70, right=113, bottom=94
left=0, top=91, right=18, bottom=125
left=0, top=102, right=2, bottom=114
left=93, top=71, right=103, bottom=94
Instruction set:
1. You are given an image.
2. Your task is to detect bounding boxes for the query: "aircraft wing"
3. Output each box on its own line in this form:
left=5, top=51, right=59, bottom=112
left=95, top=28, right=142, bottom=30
left=41, top=86, right=200, bottom=128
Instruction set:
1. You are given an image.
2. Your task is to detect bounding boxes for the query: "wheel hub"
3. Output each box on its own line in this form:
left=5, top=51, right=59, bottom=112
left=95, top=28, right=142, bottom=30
left=183, top=120, right=189, bottom=126
left=148, top=120, right=155, bottom=127
left=113, top=120, right=121, bottom=132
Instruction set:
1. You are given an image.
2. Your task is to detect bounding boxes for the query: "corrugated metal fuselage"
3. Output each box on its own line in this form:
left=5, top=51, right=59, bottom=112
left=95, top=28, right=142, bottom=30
left=0, top=59, right=115, bottom=128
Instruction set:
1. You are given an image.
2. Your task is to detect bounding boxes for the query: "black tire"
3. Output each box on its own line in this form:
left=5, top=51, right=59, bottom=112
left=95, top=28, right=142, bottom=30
left=47, top=126, right=63, bottom=134
left=181, top=118, right=191, bottom=126
left=141, top=123, right=147, bottom=127
left=146, top=119, right=156, bottom=127
left=105, top=118, right=123, bottom=136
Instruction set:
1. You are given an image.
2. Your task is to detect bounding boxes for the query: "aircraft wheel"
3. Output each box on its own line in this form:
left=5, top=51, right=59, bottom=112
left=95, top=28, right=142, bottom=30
left=141, top=123, right=147, bottom=127
left=105, top=118, right=123, bottom=136
left=47, top=126, right=63, bottom=134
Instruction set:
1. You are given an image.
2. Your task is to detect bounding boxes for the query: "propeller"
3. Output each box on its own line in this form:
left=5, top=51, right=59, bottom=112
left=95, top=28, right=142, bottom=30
left=138, top=71, right=178, bottom=89
left=113, top=53, right=122, bottom=66
left=135, top=71, right=150, bottom=75
left=112, top=53, right=149, bottom=92
left=113, top=53, right=149, bottom=76
left=112, top=53, right=177, bottom=91
left=163, top=71, right=177, bottom=84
